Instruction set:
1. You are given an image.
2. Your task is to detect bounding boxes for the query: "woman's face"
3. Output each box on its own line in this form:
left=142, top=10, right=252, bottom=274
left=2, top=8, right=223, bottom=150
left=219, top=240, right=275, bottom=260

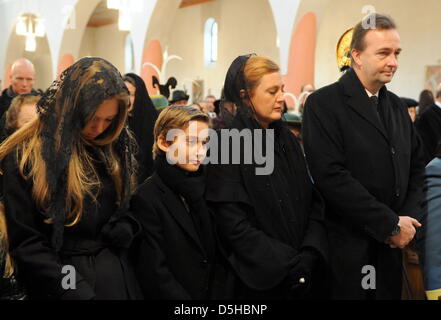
left=17, top=103, right=37, bottom=128
left=125, top=81, right=136, bottom=112
left=248, top=72, right=285, bottom=128
left=159, top=120, right=209, bottom=172
left=81, top=98, right=119, bottom=140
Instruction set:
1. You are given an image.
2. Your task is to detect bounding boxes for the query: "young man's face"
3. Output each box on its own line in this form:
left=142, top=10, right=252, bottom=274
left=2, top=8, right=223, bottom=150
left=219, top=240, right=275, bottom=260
left=352, top=29, right=401, bottom=90
left=162, top=120, right=209, bottom=172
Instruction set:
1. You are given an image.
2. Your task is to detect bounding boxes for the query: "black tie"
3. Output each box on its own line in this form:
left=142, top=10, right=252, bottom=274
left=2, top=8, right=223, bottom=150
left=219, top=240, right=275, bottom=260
left=370, top=96, right=385, bottom=128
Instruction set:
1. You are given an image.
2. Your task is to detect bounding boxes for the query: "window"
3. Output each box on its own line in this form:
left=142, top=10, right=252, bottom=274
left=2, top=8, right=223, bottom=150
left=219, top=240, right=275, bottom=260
left=125, top=33, right=135, bottom=73
left=204, top=18, right=218, bottom=66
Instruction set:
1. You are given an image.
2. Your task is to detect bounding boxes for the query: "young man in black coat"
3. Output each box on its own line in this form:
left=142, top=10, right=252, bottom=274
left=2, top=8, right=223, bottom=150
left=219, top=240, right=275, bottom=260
left=131, top=106, right=231, bottom=299
left=302, top=13, right=425, bottom=300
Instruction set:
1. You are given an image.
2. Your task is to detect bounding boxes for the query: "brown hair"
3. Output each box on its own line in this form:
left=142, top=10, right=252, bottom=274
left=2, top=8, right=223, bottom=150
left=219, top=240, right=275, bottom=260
left=5, top=94, right=40, bottom=134
left=243, top=56, right=280, bottom=97
left=152, top=106, right=209, bottom=159
left=350, top=13, right=397, bottom=66
left=0, top=92, right=131, bottom=227
left=0, top=203, right=13, bottom=277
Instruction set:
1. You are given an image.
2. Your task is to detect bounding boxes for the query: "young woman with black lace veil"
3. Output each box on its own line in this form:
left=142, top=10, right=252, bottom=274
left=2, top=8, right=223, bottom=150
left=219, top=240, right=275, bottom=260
left=205, top=55, right=328, bottom=299
left=0, top=57, right=142, bottom=300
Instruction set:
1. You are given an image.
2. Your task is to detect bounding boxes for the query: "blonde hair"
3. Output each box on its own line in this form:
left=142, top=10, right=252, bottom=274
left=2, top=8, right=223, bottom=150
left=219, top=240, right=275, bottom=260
left=152, top=106, right=209, bottom=159
left=5, top=94, right=40, bottom=134
left=243, top=56, right=280, bottom=96
left=0, top=93, right=131, bottom=228
left=0, top=203, right=13, bottom=277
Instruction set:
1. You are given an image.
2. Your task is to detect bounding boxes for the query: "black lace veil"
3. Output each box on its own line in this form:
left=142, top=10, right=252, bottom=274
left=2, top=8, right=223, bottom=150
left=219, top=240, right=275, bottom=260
left=36, top=57, right=136, bottom=251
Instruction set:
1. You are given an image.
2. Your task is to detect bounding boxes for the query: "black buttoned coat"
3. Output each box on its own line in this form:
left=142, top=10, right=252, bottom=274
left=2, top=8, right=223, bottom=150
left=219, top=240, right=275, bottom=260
left=302, top=68, right=425, bottom=299
left=131, top=173, right=230, bottom=299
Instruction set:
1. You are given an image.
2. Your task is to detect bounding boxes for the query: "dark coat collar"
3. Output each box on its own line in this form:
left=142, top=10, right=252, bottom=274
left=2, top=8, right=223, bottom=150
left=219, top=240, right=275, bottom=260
left=150, top=172, right=207, bottom=254
left=338, top=68, right=390, bottom=140
left=6, top=86, right=16, bottom=98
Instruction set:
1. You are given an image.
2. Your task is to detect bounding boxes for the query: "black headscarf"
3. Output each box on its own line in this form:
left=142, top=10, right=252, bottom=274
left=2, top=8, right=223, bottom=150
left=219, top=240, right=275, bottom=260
left=124, top=73, right=158, bottom=184
left=221, top=54, right=285, bottom=131
left=36, top=57, right=137, bottom=251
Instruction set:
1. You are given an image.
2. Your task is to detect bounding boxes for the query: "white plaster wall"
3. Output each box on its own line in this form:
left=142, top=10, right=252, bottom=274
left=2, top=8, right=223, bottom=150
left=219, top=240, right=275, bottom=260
left=0, top=0, right=77, bottom=80
left=78, top=25, right=128, bottom=74
left=163, top=0, right=280, bottom=100
left=314, top=0, right=441, bottom=99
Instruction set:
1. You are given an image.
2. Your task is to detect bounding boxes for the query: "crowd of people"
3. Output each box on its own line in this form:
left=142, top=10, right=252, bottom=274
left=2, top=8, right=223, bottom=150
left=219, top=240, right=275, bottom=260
left=0, top=13, right=440, bottom=301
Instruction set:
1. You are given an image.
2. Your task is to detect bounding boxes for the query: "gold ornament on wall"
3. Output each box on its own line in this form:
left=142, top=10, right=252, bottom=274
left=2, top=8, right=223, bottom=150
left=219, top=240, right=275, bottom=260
left=336, top=28, right=353, bottom=72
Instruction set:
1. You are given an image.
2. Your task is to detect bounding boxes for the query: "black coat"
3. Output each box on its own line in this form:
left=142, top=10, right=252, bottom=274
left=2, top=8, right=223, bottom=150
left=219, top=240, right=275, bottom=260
left=125, top=73, right=158, bottom=184
left=131, top=172, right=231, bottom=300
left=0, top=87, right=14, bottom=118
left=2, top=147, right=142, bottom=300
left=302, top=68, right=425, bottom=299
left=205, top=111, right=328, bottom=299
left=415, top=103, right=441, bottom=164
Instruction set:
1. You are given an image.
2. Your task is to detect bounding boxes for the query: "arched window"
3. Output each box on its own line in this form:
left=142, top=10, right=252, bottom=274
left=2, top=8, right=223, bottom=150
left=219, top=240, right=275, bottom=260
left=125, top=33, right=135, bottom=73
left=204, top=18, right=218, bottom=66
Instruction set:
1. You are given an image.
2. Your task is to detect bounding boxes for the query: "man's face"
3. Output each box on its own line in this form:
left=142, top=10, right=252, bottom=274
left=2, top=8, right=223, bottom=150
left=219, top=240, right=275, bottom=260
left=10, top=65, right=35, bottom=95
left=353, top=29, right=401, bottom=89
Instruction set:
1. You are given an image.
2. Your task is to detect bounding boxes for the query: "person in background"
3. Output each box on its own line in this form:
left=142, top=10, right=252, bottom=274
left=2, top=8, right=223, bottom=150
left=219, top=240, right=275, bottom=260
left=206, top=55, right=328, bottom=299
left=400, top=97, right=418, bottom=123
left=124, top=73, right=158, bottom=184
left=419, top=148, right=441, bottom=300
left=0, top=58, right=38, bottom=118
left=415, top=89, right=441, bottom=165
left=169, top=90, right=189, bottom=106
left=4, top=94, right=39, bottom=136
left=300, top=84, right=315, bottom=94
left=298, top=91, right=313, bottom=117
left=418, top=89, right=434, bottom=118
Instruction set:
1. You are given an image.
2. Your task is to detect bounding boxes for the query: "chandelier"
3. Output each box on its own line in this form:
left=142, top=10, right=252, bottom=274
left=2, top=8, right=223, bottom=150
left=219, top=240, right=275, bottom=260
left=15, top=13, right=46, bottom=52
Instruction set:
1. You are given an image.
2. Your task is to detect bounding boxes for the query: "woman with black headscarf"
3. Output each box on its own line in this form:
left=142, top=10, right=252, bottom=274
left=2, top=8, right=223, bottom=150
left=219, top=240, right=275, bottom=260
left=0, top=57, right=142, bottom=300
left=205, top=55, right=328, bottom=299
left=124, top=73, right=158, bottom=184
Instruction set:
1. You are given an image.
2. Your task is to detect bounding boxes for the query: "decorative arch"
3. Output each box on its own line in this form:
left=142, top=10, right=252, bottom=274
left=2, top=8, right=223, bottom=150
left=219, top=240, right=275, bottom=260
left=283, top=12, right=317, bottom=107
left=57, top=53, right=75, bottom=77
left=141, top=40, right=163, bottom=95
left=4, top=28, right=53, bottom=91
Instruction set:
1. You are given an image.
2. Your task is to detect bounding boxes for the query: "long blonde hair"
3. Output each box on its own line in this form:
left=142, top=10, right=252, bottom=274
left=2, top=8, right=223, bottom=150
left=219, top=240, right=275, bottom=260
left=0, top=94, right=132, bottom=228
left=0, top=203, right=13, bottom=277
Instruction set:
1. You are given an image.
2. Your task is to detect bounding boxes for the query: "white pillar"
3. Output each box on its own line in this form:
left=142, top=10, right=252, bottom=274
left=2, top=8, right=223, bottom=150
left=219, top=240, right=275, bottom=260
left=268, top=0, right=300, bottom=75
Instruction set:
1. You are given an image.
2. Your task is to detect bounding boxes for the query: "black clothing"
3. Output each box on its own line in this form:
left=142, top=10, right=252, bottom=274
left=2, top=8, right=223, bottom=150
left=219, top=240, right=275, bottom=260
left=124, top=73, right=158, bottom=184
left=131, top=156, right=230, bottom=299
left=415, top=103, right=441, bottom=164
left=0, top=87, right=39, bottom=117
left=206, top=112, right=327, bottom=299
left=36, top=57, right=137, bottom=251
left=2, top=146, right=142, bottom=299
left=302, top=68, right=425, bottom=299
left=204, top=54, right=327, bottom=299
